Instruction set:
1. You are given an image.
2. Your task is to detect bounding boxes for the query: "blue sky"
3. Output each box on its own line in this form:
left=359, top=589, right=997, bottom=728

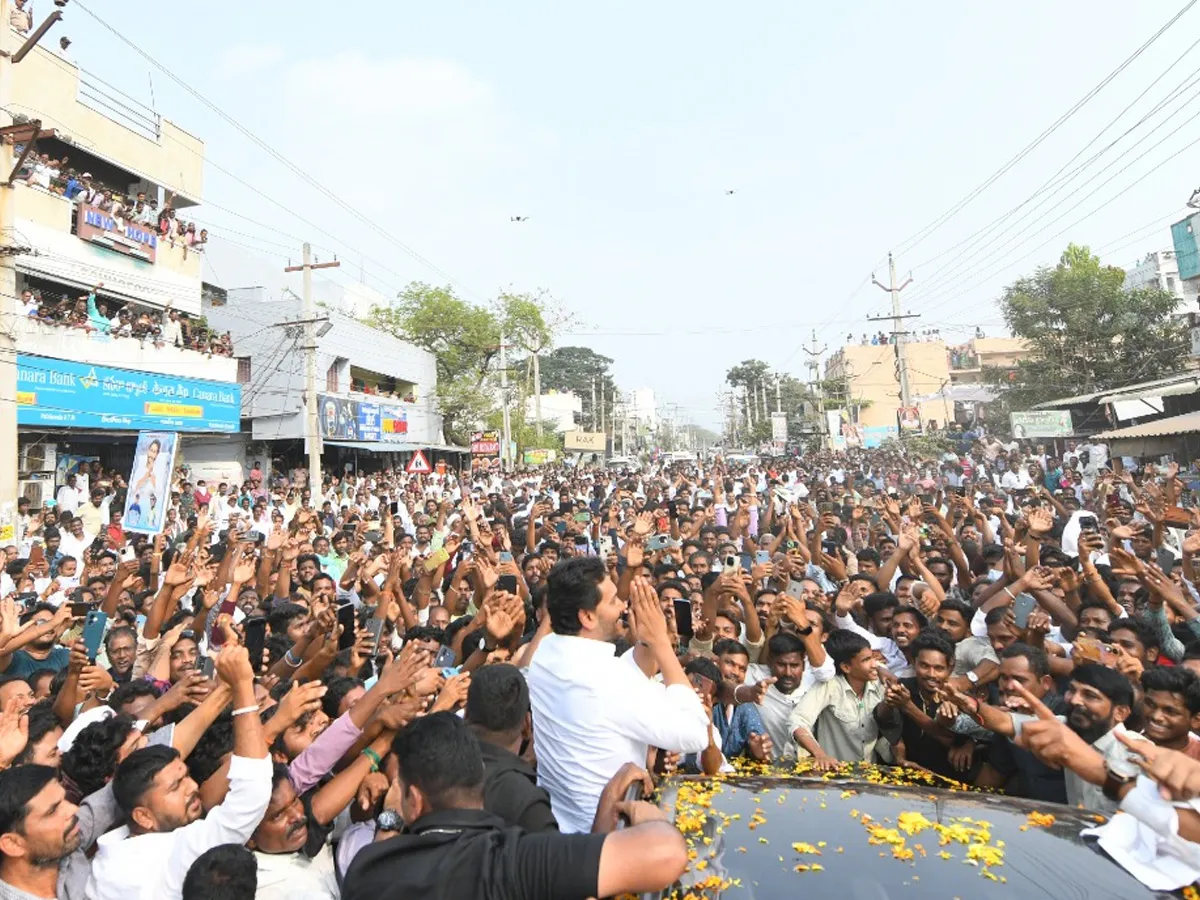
left=51, top=0, right=1200, bottom=428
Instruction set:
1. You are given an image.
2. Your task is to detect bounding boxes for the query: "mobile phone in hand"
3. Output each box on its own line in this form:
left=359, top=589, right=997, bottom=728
left=81, top=610, right=108, bottom=663
left=674, top=599, right=694, bottom=639
left=434, top=645, right=456, bottom=669
left=198, top=656, right=216, bottom=679
left=497, top=574, right=518, bottom=594
left=337, top=602, right=357, bottom=650
left=365, top=616, right=385, bottom=654
left=244, top=617, right=267, bottom=673
left=1012, top=593, right=1037, bottom=629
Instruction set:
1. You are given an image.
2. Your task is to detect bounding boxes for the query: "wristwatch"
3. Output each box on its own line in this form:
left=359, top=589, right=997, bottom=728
left=1101, top=761, right=1138, bottom=802
left=965, top=671, right=980, bottom=685
left=376, top=809, right=402, bottom=833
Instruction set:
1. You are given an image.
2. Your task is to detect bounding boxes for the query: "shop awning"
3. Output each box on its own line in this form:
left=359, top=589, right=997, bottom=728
left=1095, top=378, right=1200, bottom=405
left=1034, top=372, right=1200, bottom=409
left=1090, top=411, right=1200, bottom=440
left=324, top=440, right=469, bottom=453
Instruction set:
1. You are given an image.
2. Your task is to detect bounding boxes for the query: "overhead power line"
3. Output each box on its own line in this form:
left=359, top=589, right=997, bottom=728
left=73, top=0, right=478, bottom=300
left=891, top=0, right=1198, bottom=258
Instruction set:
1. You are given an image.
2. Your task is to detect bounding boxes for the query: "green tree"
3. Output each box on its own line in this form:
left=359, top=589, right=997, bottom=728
left=538, top=345, right=616, bottom=429
left=365, top=282, right=500, bottom=444
left=726, top=359, right=773, bottom=443
left=989, top=243, right=1190, bottom=410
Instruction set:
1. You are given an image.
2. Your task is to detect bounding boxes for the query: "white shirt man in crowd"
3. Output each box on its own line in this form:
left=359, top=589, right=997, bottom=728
left=56, top=475, right=83, bottom=515
left=527, top=556, right=709, bottom=833
left=86, top=644, right=271, bottom=900
left=733, top=599, right=835, bottom=759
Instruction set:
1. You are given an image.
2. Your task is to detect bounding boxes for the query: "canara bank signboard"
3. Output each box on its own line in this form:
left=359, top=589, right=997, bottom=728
left=16, top=355, right=241, bottom=432
left=76, top=203, right=158, bottom=263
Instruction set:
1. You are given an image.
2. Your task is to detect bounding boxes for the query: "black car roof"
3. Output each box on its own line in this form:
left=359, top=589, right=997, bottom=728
left=652, top=772, right=1174, bottom=900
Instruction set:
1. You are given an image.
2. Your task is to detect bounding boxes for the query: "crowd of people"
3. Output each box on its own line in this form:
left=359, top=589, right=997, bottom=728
left=3, top=435, right=1200, bottom=896
left=849, top=328, right=950, bottom=346
left=16, top=150, right=210, bottom=256
left=19, top=284, right=234, bottom=357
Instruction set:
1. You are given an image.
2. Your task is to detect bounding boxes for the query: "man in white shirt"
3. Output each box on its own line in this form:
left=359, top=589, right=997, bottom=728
left=736, top=608, right=835, bottom=759
left=527, top=557, right=709, bottom=833
left=247, top=766, right=339, bottom=900
left=56, top=475, right=83, bottom=515
left=19, top=289, right=38, bottom=317
left=58, top=517, right=93, bottom=572
left=999, top=458, right=1032, bottom=491
left=86, top=644, right=271, bottom=900
left=160, top=308, right=183, bottom=348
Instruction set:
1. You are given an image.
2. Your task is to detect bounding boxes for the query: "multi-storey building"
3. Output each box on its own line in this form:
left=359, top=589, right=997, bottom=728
left=1123, top=248, right=1197, bottom=313
left=823, top=341, right=951, bottom=445
left=203, top=274, right=454, bottom=478
left=5, top=28, right=240, bottom=505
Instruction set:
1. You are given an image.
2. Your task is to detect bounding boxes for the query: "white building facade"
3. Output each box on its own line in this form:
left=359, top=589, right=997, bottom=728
left=1123, top=249, right=1199, bottom=313
left=526, top=392, right=582, bottom=433
left=202, top=287, right=452, bottom=477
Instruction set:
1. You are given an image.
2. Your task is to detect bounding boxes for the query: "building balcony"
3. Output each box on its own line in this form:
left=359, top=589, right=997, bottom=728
left=948, top=353, right=980, bottom=372
left=8, top=35, right=204, bottom=202
left=11, top=183, right=203, bottom=313
left=14, top=315, right=237, bottom=383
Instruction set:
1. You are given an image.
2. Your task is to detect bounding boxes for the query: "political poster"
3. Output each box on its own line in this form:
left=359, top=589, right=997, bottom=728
left=123, top=431, right=179, bottom=535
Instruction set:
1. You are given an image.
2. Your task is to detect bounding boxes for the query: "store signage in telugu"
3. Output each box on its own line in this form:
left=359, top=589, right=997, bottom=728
left=471, top=431, right=501, bottom=455
left=1010, top=410, right=1073, bottom=438
left=16, top=354, right=240, bottom=432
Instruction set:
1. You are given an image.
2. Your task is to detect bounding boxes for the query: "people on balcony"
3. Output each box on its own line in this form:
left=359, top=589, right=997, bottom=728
left=14, top=153, right=210, bottom=253
left=18, top=285, right=233, bottom=356
left=10, top=0, right=31, bottom=33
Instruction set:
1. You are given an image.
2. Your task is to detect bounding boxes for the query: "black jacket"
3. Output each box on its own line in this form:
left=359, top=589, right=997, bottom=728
left=341, top=808, right=604, bottom=900
left=478, top=740, right=559, bottom=833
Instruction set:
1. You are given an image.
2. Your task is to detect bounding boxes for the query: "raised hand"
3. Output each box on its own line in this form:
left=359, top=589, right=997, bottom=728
left=1116, top=730, right=1200, bottom=801
left=628, top=577, right=668, bottom=649
left=215, top=644, right=254, bottom=687
left=747, top=731, right=774, bottom=761
left=1027, top=507, right=1054, bottom=536
left=632, top=511, right=655, bottom=537
left=273, top=680, right=329, bottom=727
left=430, top=672, right=471, bottom=713
left=0, top=697, right=29, bottom=768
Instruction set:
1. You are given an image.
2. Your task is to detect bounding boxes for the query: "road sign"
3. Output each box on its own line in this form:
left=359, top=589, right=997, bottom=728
left=405, top=450, right=432, bottom=474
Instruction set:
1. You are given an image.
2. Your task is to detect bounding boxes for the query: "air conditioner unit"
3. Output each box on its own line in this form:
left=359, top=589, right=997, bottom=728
left=18, top=479, right=54, bottom=508
left=19, top=444, right=56, bottom=473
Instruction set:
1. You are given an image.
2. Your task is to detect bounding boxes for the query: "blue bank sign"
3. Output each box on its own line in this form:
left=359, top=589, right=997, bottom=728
left=16, top=354, right=241, bottom=433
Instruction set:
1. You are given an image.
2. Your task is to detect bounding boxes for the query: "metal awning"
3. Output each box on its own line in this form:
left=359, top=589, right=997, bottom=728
left=323, top=440, right=469, bottom=453
left=1095, top=378, right=1200, bottom=405
left=1090, top=411, right=1200, bottom=440
left=1034, top=371, right=1200, bottom=409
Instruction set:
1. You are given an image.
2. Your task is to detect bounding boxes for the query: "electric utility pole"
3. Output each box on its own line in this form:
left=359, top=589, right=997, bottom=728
left=870, top=252, right=917, bottom=410
left=499, top=331, right=511, bottom=471
left=1, top=3, right=64, bottom=542
left=285, top=245, right=339, bottom=496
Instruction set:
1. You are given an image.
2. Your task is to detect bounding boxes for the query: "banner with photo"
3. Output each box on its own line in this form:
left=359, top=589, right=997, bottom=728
left=123, top=431, right=179, bottom=535
left=317, top=393, right=411, bottom=443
